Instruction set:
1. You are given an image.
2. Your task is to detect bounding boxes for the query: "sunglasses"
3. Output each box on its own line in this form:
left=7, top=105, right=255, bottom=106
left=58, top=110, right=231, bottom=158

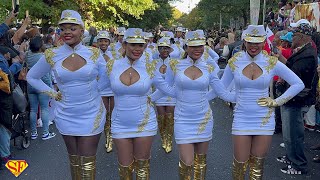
left=158, top=47, right=171, bottom=51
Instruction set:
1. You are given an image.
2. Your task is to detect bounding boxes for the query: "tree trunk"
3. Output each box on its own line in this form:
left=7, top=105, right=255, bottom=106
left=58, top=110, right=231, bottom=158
left=242, top=9, right=248, bottom=27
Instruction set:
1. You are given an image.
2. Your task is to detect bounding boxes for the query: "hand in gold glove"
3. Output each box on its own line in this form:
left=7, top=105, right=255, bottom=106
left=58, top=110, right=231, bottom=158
left=44, top=91, right=62, bottom=101
left=55, top=91, right=62, bottom=101
left=257, top=97, right=278, bottom=107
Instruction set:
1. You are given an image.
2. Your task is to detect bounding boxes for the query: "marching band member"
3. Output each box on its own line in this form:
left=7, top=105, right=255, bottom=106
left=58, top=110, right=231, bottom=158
left=220, top=25, right=304, bottom=179
left=27, top=10, right=108, bottom=179
left=106, top=28, right=176, bottom=179
left=153, top=37, right=176, bottom=153
left=96, top=31, right=117, bottom=153
left=151, top=30, right=236, bottom=179
left=109, top=27, right=126, bottom=53
left=174, top=27, right=185, bottom=47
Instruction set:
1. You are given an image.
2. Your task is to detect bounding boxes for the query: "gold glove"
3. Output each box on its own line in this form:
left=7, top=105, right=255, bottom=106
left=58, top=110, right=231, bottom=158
left=257, top=97, right=278, bottom=107
left=44, top=91, right=62, bottom=101
left=55, top=91, right=62, bottom=101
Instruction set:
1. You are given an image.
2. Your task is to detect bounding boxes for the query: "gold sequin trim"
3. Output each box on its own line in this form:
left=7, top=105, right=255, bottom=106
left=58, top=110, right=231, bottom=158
left=198, top=110, right=212, bottom=134
left=145, top=52, right=151, bottom=63
left=265, top=56, right=278, bottom=73
left=89, top=47, right=100, bottom=63
left=228, top=52, right=241, bottom=71
left=92, top=101, right=104, bottom=133
left=44, top=48, right=56, bottom=67
left=262, top=50, right=268, bottom=56
left=261, top=108, right=274, bottom=126
left=110, top=43, right=115, bottom=51
left=42, top=91, right=56, bottom=98
left=204, top=52, right=209, bottom=61
left=106, top=59, right=115, bottom=76
left=207, top=64, right=214, bottom=73
left=166, top=97, right=172, bottom=101
left=276, top=96, right=292, bottom=106
left=169, top=59, right=179, bottom=74
left=146, top=60, right=157, bottom=78
left=138, top=104, right=151, bottom=132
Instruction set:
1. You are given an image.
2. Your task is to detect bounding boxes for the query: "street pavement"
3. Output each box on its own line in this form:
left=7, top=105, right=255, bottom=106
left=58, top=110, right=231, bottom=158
left=1, top=99, right=320, bottom=180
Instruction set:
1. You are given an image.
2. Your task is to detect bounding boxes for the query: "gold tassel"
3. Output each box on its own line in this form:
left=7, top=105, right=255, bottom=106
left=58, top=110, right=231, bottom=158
left=232, top=157, right=248, bottom=180
left=194, top=154, right=207, bottom=180
left=165, top=113, right=174, bottom=153
left=119, top=161, right=134, bottom=180
left=179, top=160, right=192, bottom=180
left=69, top=154, right=79, bottom=180
left=79, top=155, right=96, bottom=180
left=135, top=158, right=150, bottom=180
left=249, top=155, right=265, bottom=180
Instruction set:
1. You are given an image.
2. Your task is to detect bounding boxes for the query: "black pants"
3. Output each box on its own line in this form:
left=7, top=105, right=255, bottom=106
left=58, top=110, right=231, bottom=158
left=273, top=80, right=282, bottom=132
left=0, top=90, right=13, bottom=130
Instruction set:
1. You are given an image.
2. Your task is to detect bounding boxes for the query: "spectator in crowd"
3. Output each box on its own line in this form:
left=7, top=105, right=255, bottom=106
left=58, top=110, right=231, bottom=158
left=43, top=34, right=54, bottom=49
left=276, top=20, right=318, bottom=175
left=82, top=26, right=98, bottom=46
left=26, top=36, right=55, bottom=141
left=0, top=10, right=21, bottom=170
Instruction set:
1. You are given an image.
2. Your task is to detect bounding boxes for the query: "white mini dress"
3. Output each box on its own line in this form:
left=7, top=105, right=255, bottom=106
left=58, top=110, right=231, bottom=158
left=27, top=43, right=108, bottom=136
left=221, top=51, right=304, bottom=135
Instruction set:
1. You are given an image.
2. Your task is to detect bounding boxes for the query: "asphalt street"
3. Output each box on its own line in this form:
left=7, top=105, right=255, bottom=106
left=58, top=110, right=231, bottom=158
left=1, top=99, right=320, bottom=180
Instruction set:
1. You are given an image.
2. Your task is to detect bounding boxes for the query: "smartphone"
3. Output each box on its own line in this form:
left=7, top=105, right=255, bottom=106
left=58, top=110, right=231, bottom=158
left=272, top=46, right=279, bottom=54
left=13, top=0, right=19, bottom=13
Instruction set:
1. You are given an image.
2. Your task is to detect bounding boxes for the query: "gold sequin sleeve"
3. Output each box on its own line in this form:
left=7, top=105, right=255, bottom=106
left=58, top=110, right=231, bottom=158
left=89, top=47, right=100, bottom=63
left=44, top=48, right=56, bottom=67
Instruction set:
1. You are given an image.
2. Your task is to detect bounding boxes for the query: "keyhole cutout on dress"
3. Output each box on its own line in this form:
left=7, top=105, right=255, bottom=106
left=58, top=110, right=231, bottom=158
left=120, top=67, right=140, bottom=86
left=242, top=62, right=263, bottom=80
left=103, top=54, right=110, bottom=62
left=184, top=65, right=203, bottom=80
left=159, top=64, right=167, bottom=74
left=62, top=54, right=87, bottom=72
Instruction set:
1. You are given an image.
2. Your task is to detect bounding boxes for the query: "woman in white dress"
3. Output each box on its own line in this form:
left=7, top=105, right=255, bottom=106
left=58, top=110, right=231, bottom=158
left=27, top=10, right=108, bottom=179
left=153, top=37, right=176, bottom=153
left=96, top=31, right=118, bottom=153
left=220, top=25, right=304, bottom=179
left=152, top=30, right=236, bottom=179
left=106, top=28, right=176, bottom=179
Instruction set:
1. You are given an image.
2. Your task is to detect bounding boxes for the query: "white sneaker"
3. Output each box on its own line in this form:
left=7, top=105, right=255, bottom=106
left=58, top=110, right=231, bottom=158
left=280, top=143, right=285, bottom=148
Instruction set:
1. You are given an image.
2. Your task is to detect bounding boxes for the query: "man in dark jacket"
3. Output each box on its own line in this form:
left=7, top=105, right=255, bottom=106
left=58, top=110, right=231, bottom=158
left=0, top=10, right=19, bottom=170
left=277, top=20, right=318, bottom=175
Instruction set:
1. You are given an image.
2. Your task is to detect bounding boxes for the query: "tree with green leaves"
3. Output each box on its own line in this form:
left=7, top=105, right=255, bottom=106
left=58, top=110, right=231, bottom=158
left=0, top=0, right=158, bottom=30
left=125, top=0, right=174, bottom=30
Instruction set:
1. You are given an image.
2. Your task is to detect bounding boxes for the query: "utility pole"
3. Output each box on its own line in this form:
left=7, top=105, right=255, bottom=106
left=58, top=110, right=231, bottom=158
left=250, top=0, right=260, bottom=25
left=262, top=0, right=266, bottom=24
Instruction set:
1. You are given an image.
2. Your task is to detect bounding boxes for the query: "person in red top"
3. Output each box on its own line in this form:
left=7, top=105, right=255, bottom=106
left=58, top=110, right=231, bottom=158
left=279, top=32, right=293, bottom=59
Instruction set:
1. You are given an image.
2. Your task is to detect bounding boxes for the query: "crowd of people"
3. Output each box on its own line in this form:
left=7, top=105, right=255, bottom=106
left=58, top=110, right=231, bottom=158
left=0, top=2, right=320, bottom=179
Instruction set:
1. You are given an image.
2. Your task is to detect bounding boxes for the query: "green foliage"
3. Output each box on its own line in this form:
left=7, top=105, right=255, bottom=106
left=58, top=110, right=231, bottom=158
left=0, top=0, right=159, bottom=30
left=125, top=0, right=173, bottom=30
left=175, top=0, right=251, bottom=29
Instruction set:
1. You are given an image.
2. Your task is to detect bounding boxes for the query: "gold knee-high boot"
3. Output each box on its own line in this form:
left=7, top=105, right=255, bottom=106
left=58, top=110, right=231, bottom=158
left=232, top=158, right=249, bottom=180
left=79, top=155, right=96, bottom=180
left=179, top=160, right=192, bottom=180
left=69, top=154, right=79, bottom=180
left=119, top=161, right=134, bottom=180
left=135, top=158, right=150, bottom=180
left=249, top=155, right=265, bottom=180
left=194, top=154, right=207, bottom=180
left=165, top=113, right=174, bottom=153
left=104, top=112, right=112, bottom=153
left=157, top=114, right=166, bottom=149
